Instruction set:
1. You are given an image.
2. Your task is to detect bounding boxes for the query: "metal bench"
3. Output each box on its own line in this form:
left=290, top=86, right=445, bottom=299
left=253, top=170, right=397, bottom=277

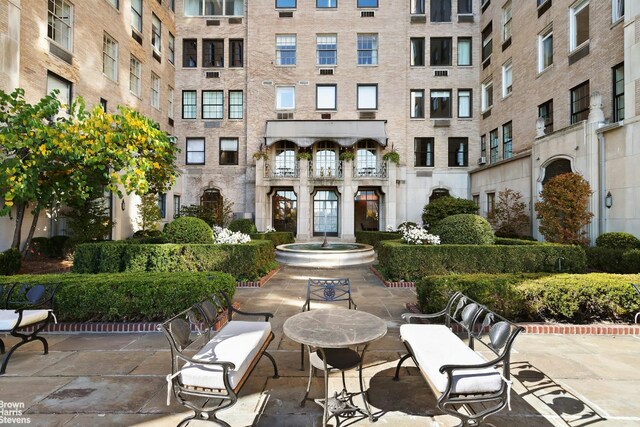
left=159, top=291, right=279, bottom=427
left=394, top=292, right=524, bottom=427
left=0, top=283, right=59, bottom=375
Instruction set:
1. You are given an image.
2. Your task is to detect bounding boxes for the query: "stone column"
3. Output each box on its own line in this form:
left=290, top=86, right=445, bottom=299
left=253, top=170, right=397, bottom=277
left=254, top=158, right=267, bottom=232
left=297, top=158, right=311, bottom=240
left=384, top=161, right=397, bottom=229
left=586, top=91, right=605, bottom=245
left=341, top=161, right=355, bottom=241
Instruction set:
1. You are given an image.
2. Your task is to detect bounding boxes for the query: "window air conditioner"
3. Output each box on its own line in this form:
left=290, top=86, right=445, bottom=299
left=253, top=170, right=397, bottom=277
left=478, top=156, right=487, bottom=165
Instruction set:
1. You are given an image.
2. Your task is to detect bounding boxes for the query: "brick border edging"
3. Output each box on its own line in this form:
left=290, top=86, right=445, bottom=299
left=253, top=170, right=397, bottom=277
left=370, top=266, right=415, bottom=288
left=404, top=303, right=640, bottom=335
left=236, top=266, right=281, bottom=288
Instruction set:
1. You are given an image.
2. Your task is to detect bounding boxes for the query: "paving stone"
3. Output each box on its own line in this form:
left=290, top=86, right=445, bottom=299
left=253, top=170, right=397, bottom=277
left=0, top=376, right=73, bottom=411
left=38, top=350, right=154, bottom=376
left=48, top=334, right=139, bottom=351
left=128, top=350, right=171, bottom=376
left=0, top=350, right=73, bottom=376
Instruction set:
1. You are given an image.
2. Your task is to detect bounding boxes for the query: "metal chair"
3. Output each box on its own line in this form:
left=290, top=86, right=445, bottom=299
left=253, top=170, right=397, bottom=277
left=632, top=284, right=640, bottom=324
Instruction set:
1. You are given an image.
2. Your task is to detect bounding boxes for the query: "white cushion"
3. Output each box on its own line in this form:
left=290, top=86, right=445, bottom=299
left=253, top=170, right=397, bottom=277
left=180, top=320, right=271, bottom=390
left=0, top=309, right=51, bottom=331
left=400, top=324, right=502, bottom=395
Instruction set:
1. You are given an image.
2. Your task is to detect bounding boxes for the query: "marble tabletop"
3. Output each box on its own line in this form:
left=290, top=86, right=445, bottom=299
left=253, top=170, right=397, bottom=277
left=283, top=308, right=387, bottom=349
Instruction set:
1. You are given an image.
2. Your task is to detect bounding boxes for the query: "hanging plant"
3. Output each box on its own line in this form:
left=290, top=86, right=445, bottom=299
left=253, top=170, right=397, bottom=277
left=252, top=144, right=269, bottom=161
left=339, top=149, right=355, bottom=162
left=296, top=150, right=312, bottom=161
left=383, top=151, right=400, bottom=165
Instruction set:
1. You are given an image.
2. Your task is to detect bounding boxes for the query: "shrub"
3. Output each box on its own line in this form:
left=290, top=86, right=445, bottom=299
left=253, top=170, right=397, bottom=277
left=250, top=232, right=295, bottom=246
left=213, top=226, right=250, bottom=244
left=0, top=249, right=22, bottom=276
left=164, top=217, right=214, bottom=244
left=416, top=273, right=640, bottom=323
left=494, top=237, right=542, bottom=245
left=595, top=232, right=640, bottom=250
left=355, top=231, right=401, bottom=249
left=228, top=218, right=258, bottom=234
left=421, top=196, right=478, bottom=230
left=487, top=189, right=530, bottom=237
left=49, top=236, right=70, bottom=258
left=587, top=247, right=640, bottom=274
left=137, top=193, right=162, bottom=232
left=66, top=198, right=114, bottom=243
left=0, top=272, right=235, bottom=322
left=431, top=214, right=495, bottom=245
left=27, top=237, right=52, bottom=259
left=400, top=225, right=440, bottom=245
left=376, top=240, right=586, bottom=281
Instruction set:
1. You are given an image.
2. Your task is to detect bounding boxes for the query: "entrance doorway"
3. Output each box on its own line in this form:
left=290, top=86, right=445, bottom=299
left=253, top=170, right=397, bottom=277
left=355, top=189, right=379, bottom=231
left=272, top=190, right=297, bottom=236
left=313, top=190, right=339, bottom=236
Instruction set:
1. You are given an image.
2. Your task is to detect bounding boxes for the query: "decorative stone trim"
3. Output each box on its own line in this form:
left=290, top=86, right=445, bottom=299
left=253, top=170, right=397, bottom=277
left=370, top=265, right=415, bottom=287
left=236, top=266, right=281, bottom=288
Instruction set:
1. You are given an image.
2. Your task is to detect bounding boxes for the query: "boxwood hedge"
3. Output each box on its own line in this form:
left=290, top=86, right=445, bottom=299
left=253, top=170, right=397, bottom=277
left=249, top=232, right=295, bottom=246
left=355, top=231, right=401, bottom=249
left=72, top=240, right=276, bottom=280
left=377, top=240, right=586, bottom=281
left=417, top=273, right=640, bottom=323
left=0, top=272, right=235, bottom=322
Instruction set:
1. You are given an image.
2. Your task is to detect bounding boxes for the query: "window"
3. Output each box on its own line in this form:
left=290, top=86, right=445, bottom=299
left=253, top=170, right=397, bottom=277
left=317, top=0, right=337, bottom=7
left=502, top=60, right=512, bottom=97
left=276, top=35, right=296, bottom=66
left=480, top=134, right=487, bottom=159
left=482, top=23, right=492, bottom=62
left=47, top=72, right=72, bottom=108
left=131, top=0, right=142, bottom=32
left=229, top=90, right=243, bottom=119
left=202, top=39, right=224, bottom=67
left=481, top=80, right=493, bottom=111
left=431, top=0, right=451, bottom=22
left=357, top=84, right=377, bottom=109
left=102, top=33, right=118, bottom=81
left=168, top=87, right=174, bottom=119
left=458, top=0, right=472, bottom=14
left=457, top=37, right=471, bottom=66
left=317, top=34, right=337, bottom=65
left=538, top=26, right=553, bottom=72
left=151, top=73, right=160, bottom=109
left=220, top=138, right=238, bottom=165
left=612, top=0, right=624, bottom=22
left=173, top=195, right=181, bottom=218
left=448, top=137, right=468, bottom=167
left=613, top=63, right=624, bottom=122
left=168, top=33, right=175, bottom=64
left=489, top=129, right=498, bottom=163
left=158, top=194, right=167, bottom=219
left=357, top=34, right=378, bottom=65
left=169, top=0, right=175, bottom=12
left=358, top=0, right=378, bottom=6
left=570, top=0, right=589, bottom=52
left=129, top=56, right=141, bottom=96
left=315, top=141, right=337, bottom=176
left=230, top=39, right=243, bottom=67
left=430, top=90, right=451, bottom=118
left=411, top=0, right=425, bottom=14
left=570, top=80, right=590, bottom=123
left=502, top=1, right=512, bottom=42
left=473, top=194, right=479, bottom=206
left=186, top=138, right=205, bottom=164
left=151, top=14, right=161, bottom=53
left=183, top=39, right=197, bottom=67
left=415, top=137, right=434, bottom=167
left=276, top=86, right=295, bottom=110
left=410, top=38, right=425, bottom=66
left=182, top=90, right=197, bottom=118
left=184, top=0, right=244, bottom=16
left=316, top=84, right=337, bottom=110
left=502, top=121, right=512, bottom=159
left=276, top=0, right=296, bottom=7
left=538, top=99, right=554, bottom=133
left=458, top=89, right=472, bottom=118
left=356, top=140, right=378, bottom=176
left=487, top=192, right=495, bottom=214
left=48, top=0, right=73, bottom=50
left=108, top=0, right=119, bottom=9
left=275, top=141, right=296, bottom=176
left=202, top=90, right=223, bottom=119
left=411, top=90, right=425, bottom=118
left=430, top=37, right=452, bottom=66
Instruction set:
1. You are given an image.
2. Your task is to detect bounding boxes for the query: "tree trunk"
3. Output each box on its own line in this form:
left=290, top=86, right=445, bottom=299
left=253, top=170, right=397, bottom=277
left=11, top=202, right=26, bottom=249
left=21, top=209, right=40, bottom=257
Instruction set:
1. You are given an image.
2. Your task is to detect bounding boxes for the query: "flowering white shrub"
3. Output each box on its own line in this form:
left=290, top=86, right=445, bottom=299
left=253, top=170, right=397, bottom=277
left=385, top=225, right=396, bottom=232
left=400, top=225, right=440, bottom=245
left=264, top=226, right=276, bottom=233
left=212, top=226, right=251, bottom=244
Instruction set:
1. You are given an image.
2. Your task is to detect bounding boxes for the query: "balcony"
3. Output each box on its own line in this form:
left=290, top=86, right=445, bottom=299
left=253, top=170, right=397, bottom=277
left=264, top=163, right=299, bottom=179
left=309, top=161, right=344, bottom=180
left=353, top=162, right=387, bottom=179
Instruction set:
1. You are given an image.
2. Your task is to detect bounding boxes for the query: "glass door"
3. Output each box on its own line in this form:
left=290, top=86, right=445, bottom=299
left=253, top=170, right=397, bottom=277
left=355, top=189, right=379, bottom=231
left=272, top=190, right=297, bottom=236
left=313, top=190, right=338, bottom=236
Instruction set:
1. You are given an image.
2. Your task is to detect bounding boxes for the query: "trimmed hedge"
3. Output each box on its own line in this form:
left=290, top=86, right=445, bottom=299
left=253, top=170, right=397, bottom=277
left=431, top=214, right=495, bottom=245
left=355, top=231, right=402, bottom=249
left=377, top=240, right=586, bottom=281
left=0, top=248, right=22, bottom=276
left=72, top=241, right=276, bottom=280
left=494, top=237, right=543, bottom=245
left=249, top=232, right=295, bottom=246
left=229, top=219, right=258, bottom=234
left=595, top=232, right=640, bottom=250
left=587, top=247, right=640, bottom=273
left=417, top=273, right=640, bottom=323
left=0, top=272, right=235, bottom=322
left=164, top=217, right=214, bottom=244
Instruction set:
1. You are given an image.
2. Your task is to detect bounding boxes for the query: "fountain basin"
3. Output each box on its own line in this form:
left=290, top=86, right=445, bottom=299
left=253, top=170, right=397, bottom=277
left=276, top=243, right=375, bottom=267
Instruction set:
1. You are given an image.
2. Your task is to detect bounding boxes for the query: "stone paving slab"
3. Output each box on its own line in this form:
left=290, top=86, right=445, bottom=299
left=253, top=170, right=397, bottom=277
left=40, top=350, right=155, bottom=376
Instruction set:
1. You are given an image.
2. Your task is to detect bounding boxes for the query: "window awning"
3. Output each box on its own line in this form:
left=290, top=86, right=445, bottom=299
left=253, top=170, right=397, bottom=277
left=264, top=120, right=387, bottom=147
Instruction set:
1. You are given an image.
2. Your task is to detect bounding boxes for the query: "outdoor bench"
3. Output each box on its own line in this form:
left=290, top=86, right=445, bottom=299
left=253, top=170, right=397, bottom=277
left=0, top=283, right=59, bottom=375
left=159, top=291, right=279, bottom=427
left=394, top=291, right=523, bottom=427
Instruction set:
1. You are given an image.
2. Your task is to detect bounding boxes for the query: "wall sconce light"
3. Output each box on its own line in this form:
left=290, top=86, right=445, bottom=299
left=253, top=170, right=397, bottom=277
left=605, top=191, right=613, bottom=209
left=121, top=199, right=126, bottom=211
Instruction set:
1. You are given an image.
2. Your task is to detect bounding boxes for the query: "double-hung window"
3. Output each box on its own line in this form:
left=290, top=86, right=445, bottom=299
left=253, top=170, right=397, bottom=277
left=129, top=56, right=141, bottom=96
left=489, top=129, right=499, bottom=163
left=317, top=0, right=337, bottom=8
left=357, top=84, right=377, bottom=110
left=168, top=33, right=175, bottom=65
left=276, top=35, right=296, bottom=66
left=502, top=121, right=512, bottom=159
left=458, top=0, right=472, bottom=14
left=151, top=14, right=161, bottom=53
left=410, top=38, right=425, bottom=66
left=168, top=87, right=174, bottom=119
left=183, top=39, right=197, bottom=67
left=230, top=39, right=244, bottom=67
left=358, top=0, right=378, bottom=6
left=457, top=37, right=471, bottom=66
left=182, top=90, right=197, bottom=119
left=502, top=60, right=512, bottom=97
left=538, top=26, right=553, bottom=72
left=570, top=80, right=590, bottom=123
left=430, top=90, right=451, bottom=118
left=482, top=23, right=492, bottom=63
left=103, top=33, right=118, bottom=81
left=430, top=0, right=451, bottom=22
left=276, top=0, right=296, bottom=7
left=613, top=63, right=624, bottom=122
left=131, top=0, right=142, bottom=33
left=48, top=0, right=73, bottom=51
left=186, top=138, right=205, bottom=164
left=430, top=38, right=452, bottom=66
left=480, top=134, right=487, bottom=160
left=448, top=137, right=468, bottom=167
left=481, top=79, right=493, bottom=111
left=202, top=90, right=223, bottom=119
left=357, top=34, right=378, bottom=65
left=317, top=35, right=337, bottom=65
left=173, top=195, right=181, bottom=218
left=410, top=90, right=425, bottom=118
left=229, top=90, right=243, bottom=119
left=612, top=0, right=624, bottom=22
left=538, top=100, right=554, bottom=133
left=203, top=39, right=224, bottom=67
left=220, top=138, right=239, bottom=165
left=276, top=87, right=295, bottom=110
left=458, top=89, right=472, bottom=118
left=184, top=0, right=244, bottom=16
left=47, top=72, right=72, bottom=108
left=316, top=85, right=337, bottom=110
left=502, top=1, right=512, bottom=42
left=415, top=137, right=434, bottom=167
left=158, top=194, right=167, bottom=219
left=411, top=0, right=425, bottom=14
left=570, top=0, right=589, bottom=52
left=151, top=73, right=160, bottom=109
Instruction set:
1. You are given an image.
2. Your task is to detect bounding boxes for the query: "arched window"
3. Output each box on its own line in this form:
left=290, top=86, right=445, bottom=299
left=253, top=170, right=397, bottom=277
left=429, top=188, right=450, bottom=203
left=542, top=159, right=572, bottom=185
left=356, top=140, right=378, bottom=176
left=315, top=141, right=337, bottom=177
left=201, top=189, right=223, bottom=225
left=275, top=141, right=297, bottom=177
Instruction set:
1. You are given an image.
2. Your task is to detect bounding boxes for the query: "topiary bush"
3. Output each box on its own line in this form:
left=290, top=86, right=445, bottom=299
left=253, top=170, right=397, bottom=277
left=228, top=218, right=258, bottom=234
left=0, top=248, right=22, bottom=276
left=595, top=232, right=640, bottom=250
left=431, top=214, right=495, bottom=245
left=421, top=196, right=478, bottom=230
left=163, top=217, right=213, bottom=244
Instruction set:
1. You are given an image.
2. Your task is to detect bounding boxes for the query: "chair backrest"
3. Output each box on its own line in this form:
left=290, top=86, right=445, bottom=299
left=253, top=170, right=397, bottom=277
left=303, top=278, right=356, bottom=311
left=6, top=283, right=59, bottom=310
left=0, top=284, right=15, bottom=309
left=195, top=290, right=231, bottom=328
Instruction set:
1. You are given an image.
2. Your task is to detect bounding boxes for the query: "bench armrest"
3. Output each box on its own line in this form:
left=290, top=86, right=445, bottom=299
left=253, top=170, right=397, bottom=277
left=229, top=307, right=273, bottom=322
left=402, top=310, right=447, bottom=323
left=174, top=352, right=237, bottom=371
left=438, top=351, right=508, bottom=375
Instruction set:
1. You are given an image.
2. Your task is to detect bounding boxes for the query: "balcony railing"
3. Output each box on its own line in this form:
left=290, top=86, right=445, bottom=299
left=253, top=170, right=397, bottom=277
left=309, top=161, right=344, bottom=179
left=353, top=162, right=387, bottom=179
left=264, top=163, right=299, bottom=179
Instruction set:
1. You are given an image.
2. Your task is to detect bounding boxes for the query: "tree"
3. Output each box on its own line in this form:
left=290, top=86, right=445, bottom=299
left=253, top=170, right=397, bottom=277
left=487, top=189, right=530, bottom=237
left=66, top=197, right=114, bottom=243
left=179, top=200, right=234, bottom=227
left=421, top=196, right=478, bottom=230
left=535, top=173, right=594, bottom=245
left=137, top=193, right=162, bottom=232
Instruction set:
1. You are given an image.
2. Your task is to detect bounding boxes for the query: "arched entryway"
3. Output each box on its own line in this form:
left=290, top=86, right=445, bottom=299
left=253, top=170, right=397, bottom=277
left=272, top=189, right=297, bottom=236
left=313, top=189, right=339, bottom=236
left=542, top=158, right=573, bottom=185
left=429, top=188, right=450, bottom=203
left=201, top=188, right=223, bottom=224
left=355, top=189, right=380, bottom=231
